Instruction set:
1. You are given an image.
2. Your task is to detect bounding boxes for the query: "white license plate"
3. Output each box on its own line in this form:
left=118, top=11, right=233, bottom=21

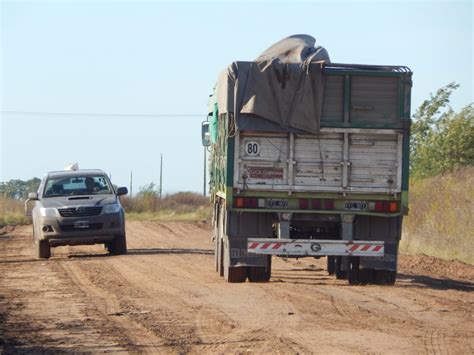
left=74, top=220, right=89, bottom=229
left=265, top=199, right=288, bottom=208
left=344, top=201, right=367, bottom=211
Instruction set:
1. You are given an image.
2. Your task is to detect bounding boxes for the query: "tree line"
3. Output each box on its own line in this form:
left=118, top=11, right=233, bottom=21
left=0, top=178, right=41, bottom=200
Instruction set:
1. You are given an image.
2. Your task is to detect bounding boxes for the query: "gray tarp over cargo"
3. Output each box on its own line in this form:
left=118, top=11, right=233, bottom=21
left=215, top=34, right=330, bottom=134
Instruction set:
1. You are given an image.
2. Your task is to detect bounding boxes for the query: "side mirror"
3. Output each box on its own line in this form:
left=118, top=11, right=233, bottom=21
left=24, top=193, right=38, bottom=216
left=28, top=192, right=39, bottom=200
left=201, top=121, right=210, bottom=147
left=117, top=187, right=128, bottom=196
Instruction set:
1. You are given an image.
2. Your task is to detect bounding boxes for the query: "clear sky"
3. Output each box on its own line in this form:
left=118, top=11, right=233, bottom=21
left=1, top=0, right=472, bottom=194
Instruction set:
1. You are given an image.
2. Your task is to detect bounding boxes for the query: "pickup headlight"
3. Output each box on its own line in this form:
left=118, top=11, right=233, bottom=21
left=103, top=203, right=121, bottom=214
left=39, top=208, right=58, bottom=217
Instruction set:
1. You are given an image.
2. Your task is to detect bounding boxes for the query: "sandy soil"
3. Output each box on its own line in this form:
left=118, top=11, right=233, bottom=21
left=1, top=221, right=473, bottom=354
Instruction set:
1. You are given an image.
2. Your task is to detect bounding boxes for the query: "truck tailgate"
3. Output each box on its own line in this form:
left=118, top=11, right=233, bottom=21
left=235, top=129, right=402, bottom=194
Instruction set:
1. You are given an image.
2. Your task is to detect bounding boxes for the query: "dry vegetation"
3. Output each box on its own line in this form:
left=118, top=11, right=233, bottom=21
left=0, top=198, right=30, bottom=227
left=121, top=191, right=211, bottom=222
left=401, top=167, right=474, bottom=264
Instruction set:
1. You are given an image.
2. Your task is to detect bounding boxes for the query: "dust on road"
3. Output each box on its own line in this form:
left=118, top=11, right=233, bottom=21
left=1, top=221, right=473, bottom=353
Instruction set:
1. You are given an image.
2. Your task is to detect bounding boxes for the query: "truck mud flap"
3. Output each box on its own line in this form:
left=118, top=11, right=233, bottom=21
left=226, top=237, right=270, bottom=267
left=248, top=239, right=384, bottom=257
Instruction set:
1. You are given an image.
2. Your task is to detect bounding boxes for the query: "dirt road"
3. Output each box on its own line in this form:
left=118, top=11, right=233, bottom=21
left=1, top=221, right=473, bottom=354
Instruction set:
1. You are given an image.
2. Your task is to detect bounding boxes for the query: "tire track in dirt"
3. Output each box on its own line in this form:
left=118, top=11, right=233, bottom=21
left=1, top=222, right=474, bottom=354
left=58, top=260, right=166, bottom=354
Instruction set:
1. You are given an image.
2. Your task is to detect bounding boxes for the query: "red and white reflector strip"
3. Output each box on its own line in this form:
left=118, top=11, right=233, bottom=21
left=248, top=239, right=384, bottom=257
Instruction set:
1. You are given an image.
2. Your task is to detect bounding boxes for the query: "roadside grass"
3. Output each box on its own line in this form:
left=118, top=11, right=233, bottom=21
left=0, top=198, right=30, bottom=227
left=401, top=167, right=474, bottom=265
left=122, top=192, right=211, bottom=222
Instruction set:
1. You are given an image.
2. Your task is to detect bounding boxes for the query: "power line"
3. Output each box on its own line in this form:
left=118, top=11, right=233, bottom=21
left=1, top=110, right=203, bottom=118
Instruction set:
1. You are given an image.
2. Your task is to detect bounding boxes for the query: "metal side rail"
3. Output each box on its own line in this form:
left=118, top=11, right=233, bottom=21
left=247, top=239, right=384, bottom=257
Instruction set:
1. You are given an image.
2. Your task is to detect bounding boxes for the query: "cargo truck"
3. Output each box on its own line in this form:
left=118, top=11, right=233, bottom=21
left=201, top=35, right=412, bottom=285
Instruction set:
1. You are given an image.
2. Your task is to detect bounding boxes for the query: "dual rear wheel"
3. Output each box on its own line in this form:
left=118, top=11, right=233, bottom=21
left=215, top=235, right=271, bottom=283
left=332, top=256, right=396, bottom=285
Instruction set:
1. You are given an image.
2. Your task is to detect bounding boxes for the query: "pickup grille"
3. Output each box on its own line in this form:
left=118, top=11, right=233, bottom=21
left=58, top=207, right=102, bottom=217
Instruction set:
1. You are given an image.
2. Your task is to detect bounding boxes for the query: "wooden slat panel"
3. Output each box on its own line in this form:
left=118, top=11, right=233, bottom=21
left=349, top=133, right=399, bottom=190
left=236, top=131, right=401, bottom=193
left=322, top=75, right=344, bottom=122
left=350, top=76, right=399, bottom=123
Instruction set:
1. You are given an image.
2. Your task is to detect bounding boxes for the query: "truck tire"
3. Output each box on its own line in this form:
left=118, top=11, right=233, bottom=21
left=335, top=256, right=347, bottom=279
left=108, top=233, right=127, bottom=255
left=223, top=239, right=246, bottom=283
left=213, top=235, right=219, bottom=272
left=375, top=270, right=396, bottom=285
left=327, top=256, right=336, bottom=275
left=217, top=237, right=224, bottom=277
left=248, top=256, right=272, bottom=282
left=348, top=257, right=361, bottom=285
left=36, top=239, right=51, bottom=259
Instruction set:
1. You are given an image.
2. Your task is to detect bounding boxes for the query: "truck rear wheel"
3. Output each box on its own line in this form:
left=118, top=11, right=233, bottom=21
left=36, top=239, right=51, bottom=259
left=335, top=256, right=347, bottom=279
left=213, top=235, right=219, bottom=272
left=327, top=256, right=336, bottom=275
left=248, top=256, right=272, bottom=282
left=217, top=237, right=224, bottom=277
left=375, top=270, right=396, bottom=285
left=348, top=257, right=361, bottom=285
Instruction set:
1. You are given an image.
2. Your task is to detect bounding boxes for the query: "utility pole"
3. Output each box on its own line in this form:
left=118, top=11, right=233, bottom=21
left=159, top=154, right=163, bottom=199
left=203, top=147, right=207, bottom=196
left=129, top=171, right=133, bottom=197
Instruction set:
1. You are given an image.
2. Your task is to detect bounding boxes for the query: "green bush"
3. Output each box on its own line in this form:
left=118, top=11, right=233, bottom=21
left=411, top=83, right=474, bottom=178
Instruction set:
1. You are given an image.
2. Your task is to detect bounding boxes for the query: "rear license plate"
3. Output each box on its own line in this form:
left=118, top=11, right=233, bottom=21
left=344, top=201, right=367, bottom=211
left=265, top=199, right=288, bottom=208
left=74, top=220, right=89, bottom=229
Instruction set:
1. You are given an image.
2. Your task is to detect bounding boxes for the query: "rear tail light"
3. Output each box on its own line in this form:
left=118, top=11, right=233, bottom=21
left=235, top=197, right=244, bottom=208
left=374, top=201, right=385, bottom=212
left=299, top=199, right=309, bottom=209
left=389, top=202, right=398, bottom=212
left=370, top=201, right=398, bottom=212
left=312, top=199, right=321, bottom=209
left=323, top=200, right=334, bottom=210
left=234, top=197, right=258, bottom=208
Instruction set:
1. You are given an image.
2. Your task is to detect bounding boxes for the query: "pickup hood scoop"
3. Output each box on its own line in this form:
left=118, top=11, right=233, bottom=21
left=68, top=196, right=92, bottom=200
left=41, top=195, right=117, bottom=208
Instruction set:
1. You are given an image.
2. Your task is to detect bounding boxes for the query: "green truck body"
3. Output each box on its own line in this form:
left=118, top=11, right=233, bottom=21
left=203, top=61, right=412, bottom=285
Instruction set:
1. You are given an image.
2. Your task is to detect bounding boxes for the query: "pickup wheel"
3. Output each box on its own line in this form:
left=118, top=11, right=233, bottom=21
left=36, top=239, right=51, bottom=259
left=108, top=233, right=127, bottom=255
left=223, top=239, right=246, bottom=283
left=327, top=256, right=336, bottom=275
left=248, top=256, right=272, bottom=282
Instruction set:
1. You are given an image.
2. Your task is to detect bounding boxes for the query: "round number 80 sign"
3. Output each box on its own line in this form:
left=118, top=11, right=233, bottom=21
left=245, top=141, right=260, bottom=156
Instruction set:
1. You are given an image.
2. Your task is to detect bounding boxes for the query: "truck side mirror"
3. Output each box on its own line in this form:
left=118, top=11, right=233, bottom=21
left=201, top=121, right=210, bottom=147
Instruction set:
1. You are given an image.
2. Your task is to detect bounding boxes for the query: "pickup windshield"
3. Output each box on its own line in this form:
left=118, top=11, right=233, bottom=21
left=44, top=175, right=113, bottom=197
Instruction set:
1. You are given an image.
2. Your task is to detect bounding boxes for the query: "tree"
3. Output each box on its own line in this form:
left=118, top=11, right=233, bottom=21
left=411, top=83, right=474, bottom=178
left=0, top=178, right=41, bottom=199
